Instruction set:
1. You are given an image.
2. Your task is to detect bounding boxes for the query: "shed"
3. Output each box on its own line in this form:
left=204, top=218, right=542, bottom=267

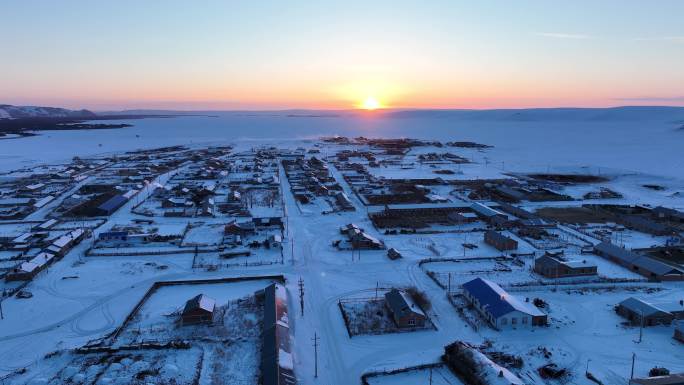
left=534, top=254, right=597, bottom=278
left=387, top=248, right=403, bottom=260
left=617, top=297, right=674, bottom=326
left=594, top=242, right=684, bottom=281
left=95, top=194, right=128, bottom=216
left=484, top=230, right=518, bottom=251
left=181, top=294, right=216, bottom=326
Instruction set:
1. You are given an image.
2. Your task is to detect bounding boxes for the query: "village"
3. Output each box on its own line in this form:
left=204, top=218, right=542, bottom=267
left=0, top=137, right=683, bottom=385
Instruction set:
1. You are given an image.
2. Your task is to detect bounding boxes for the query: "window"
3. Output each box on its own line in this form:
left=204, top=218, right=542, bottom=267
left=501, top=318, right=507, bottom=325
left=512, top=317, right=517, bottom=325
left=408, top=318, right=416, bottom=326
left=522, top=316, right=528, bottom=324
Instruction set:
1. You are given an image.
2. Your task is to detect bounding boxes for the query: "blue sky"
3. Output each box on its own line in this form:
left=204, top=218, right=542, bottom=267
left=1, top=0, right=683, bottom=109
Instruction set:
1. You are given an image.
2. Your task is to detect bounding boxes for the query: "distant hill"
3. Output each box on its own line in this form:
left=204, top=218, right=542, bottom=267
left=381, top=106, right=684, bottom=122
left=100, top=106, right=684, bottom=122
left=0, top=104, right=96, bottom=119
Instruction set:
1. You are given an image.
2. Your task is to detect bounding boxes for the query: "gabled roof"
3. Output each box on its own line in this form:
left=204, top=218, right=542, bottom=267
left=632, top=256, right=684, bottom=276
left=463, top=277, right=544, bottom=318
left=97, top=194, right=128, bottom=213
left=595, top=242, right=684, bottom=276
left=385, top=289, right=425, bottom=318
left=594, top=241, right=640, bottom=263
left=471, top=202, right=506, bottom=218
left=183, top=294, right=216, bottom=314
left=485, top=230, right=515, bottom=244
left=619, top=297, right=671, bottom=317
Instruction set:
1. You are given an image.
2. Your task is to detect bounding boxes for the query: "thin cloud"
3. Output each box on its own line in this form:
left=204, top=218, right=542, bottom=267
left=536, top=32, right=591, bottom=40
left=633, top=36, right=684, bottom=43
left=615, top=96, right=684, bottom=102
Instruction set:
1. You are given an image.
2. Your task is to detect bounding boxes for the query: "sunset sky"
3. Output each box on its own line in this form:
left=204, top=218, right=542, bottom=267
left=1, top=0, right=683, bottom=110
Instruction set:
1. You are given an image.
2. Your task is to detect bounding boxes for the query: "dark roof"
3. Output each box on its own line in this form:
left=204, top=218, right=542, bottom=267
left=594, top=242, right=640, bottom=263
left=621, top=215, right=671, bottom=234
left=485, top=230, right=516, bottom=244
left=97, top=194, right=128, bottom=214
left=183, top=294, right=215, bottom=314
left=536, top=254, right=596, bottom=270
left=261, top=283, right=295, bottom=385
left=471, top=202, right=506, bottom=218
left=654, top=206, right=684, bottom=220
left=385, top=289, right=425, bottom=319
left=595, top=242, right=684, bottom=276
left=619, top=297, right=671, bottom=317
left=463, top=278, right=544, bottom=318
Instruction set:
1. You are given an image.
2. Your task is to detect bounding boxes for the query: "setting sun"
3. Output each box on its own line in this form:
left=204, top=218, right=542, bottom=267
left=361, top=96, right=381, bottom=110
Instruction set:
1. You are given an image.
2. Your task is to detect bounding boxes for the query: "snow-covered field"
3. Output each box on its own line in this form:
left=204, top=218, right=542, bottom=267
left=0, top=108, right=682, bottom=180
left=1, top=109, right=684, bottom=385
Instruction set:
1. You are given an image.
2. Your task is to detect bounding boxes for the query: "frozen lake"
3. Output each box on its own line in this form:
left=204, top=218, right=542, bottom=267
left=0, top=110, right=682, bottom=179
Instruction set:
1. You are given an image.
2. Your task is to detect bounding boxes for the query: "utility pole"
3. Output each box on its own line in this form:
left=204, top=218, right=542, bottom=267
left=375, top=281, right=379, bottom=299
left=630, top=353, right=636, bottom=380
left=298, top=277, right=305, bottom=316
left=429, top=366, right=433, bottom=385
left=585, top=359, right=591, bottom=375
left=0, top=299, right=4, bottom=320
left=448, top=273, right=451, bottom=294
left=312, top=332, right=320, bottom=378
left=638, top=310, right=644, bottom=343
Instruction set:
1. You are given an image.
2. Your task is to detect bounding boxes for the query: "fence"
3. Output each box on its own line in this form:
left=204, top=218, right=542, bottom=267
left=106, top=275, right=285, bottom=344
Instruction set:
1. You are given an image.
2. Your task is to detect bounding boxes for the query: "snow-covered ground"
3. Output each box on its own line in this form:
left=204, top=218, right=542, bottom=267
left=1, top=116, right=683, bottom=384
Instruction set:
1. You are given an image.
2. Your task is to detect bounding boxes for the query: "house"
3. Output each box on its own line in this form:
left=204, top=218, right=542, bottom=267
left=340, top=223, right=363, bottom=235
left=630, top=373, right=684, bottom=385
left=470, top=202, right=509, bottom=226
left=534, top=254, right=597, bottom=278
left=181, top=294, right=216, bottom=326
left=333, top=192, right=355, bottom=211
left=253, top=217, right=284, bottom=229
left=33, top=195, right=55, bottom=209
left=98, top=231, right=130, bottom=243
left=675, top=321, right=684, bottom=343
left=5, top=262, right=40, bottom=281
left=484, top=230, right=518, bottom=251
left=224, top=220, right=256, bottom=237
left=621, top=215, right=673, bottom=236
left=594, top=241, right=684, bottom=281
left=348, top=229, right=384, bottom=249
left=384, top=289, right=427, bottom=328
left=98, top=230, right=151, bottom=247
left=653, top=206, right=684, bottom=224
left=199, top=196, right=215, bottom=217
left=34, top=219, right=58, bottom=231
left=616, top=297, right=674, bottom=326
left=261, top=283, right=296, bottom=385
left=462, top=277, right=547, bottom=329
left=95, top=194, right=128, bottom=216
left=6, top=252, right=57, bottom=281
left=45, top=229, right=86, bottom=257
left=387, top=248, right=403, bottom=260
left=162, top=197, right=191, bottom=208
